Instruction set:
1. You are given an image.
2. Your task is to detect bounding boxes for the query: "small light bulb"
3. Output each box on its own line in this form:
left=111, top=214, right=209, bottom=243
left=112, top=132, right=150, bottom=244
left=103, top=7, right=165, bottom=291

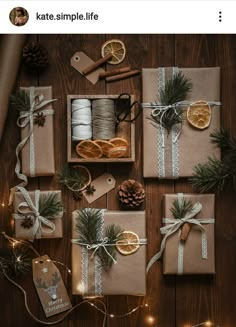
left=205, top=321, right=212, bottom=326
left=68, top=269, right=71, bottom=274
left=145, top=303, right=149, bottom=307
left=1, top=203, right=5, bottom=207
left=16, top=256, right=21, bottom=262
left=110, top=314, right=114, bottom=318
left=146, top=315, right=155, bottom=325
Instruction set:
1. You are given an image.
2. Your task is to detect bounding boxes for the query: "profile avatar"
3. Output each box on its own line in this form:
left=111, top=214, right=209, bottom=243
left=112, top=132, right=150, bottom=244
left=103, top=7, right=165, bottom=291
left=9, top=7, right=29, bottom=27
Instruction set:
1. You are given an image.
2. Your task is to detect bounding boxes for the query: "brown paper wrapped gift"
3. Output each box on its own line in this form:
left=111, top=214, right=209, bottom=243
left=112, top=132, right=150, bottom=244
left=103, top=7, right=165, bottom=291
left=19, top=86, right=55, bottom=176
left=13, top=190, right=63, bottom=239
left=162, top=194, right=215, bottom=275
left=72, top=210, right=146, bottom=296
left=142, top=67, right=221, bottom=178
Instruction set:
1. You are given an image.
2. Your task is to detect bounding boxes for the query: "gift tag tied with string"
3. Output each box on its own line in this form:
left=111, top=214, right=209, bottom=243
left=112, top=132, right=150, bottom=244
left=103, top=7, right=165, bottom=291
left=32, top=255, right=72, bottom=317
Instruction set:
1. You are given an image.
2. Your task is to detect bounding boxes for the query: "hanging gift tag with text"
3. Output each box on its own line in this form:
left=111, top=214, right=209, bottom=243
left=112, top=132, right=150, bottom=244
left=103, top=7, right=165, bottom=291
left=32, top=255, right=72, bottom=317
left=83, top=173, right=116, bottom=203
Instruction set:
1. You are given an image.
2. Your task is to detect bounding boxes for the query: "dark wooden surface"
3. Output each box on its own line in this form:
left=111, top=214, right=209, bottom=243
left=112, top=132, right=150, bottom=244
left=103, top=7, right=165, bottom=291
left=0, top=34, right=236, bottom=327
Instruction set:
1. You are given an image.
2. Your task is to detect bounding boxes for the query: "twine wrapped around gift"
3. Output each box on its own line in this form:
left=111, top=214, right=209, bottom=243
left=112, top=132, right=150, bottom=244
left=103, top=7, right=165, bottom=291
left=146, top=193, right=215, bottom=275
left=142, top=67, right=221, bottom=179
left=13, top=187, right=63, bottom=240
left=15, top=87, right=57, bottom=184
left=72, top=209, right=147, bottom=296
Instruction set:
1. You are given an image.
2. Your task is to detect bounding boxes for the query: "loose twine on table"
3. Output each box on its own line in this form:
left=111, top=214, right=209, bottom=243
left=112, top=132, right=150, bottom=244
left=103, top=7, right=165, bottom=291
left=92, top=99, right=116, bottom=140
left=71, top=99, right=92, bottom=141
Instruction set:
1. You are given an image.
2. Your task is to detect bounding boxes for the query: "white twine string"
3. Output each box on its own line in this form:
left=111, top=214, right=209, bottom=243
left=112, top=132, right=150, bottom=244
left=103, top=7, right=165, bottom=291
left=142, top=100, right=221, bottom=148
left=71, top=99, right=92, bottom=141
left=146, top=193, right=215, bottom=274
left=72, top=238, right=147, bottom=264
left=13, top=187, right=62, bottom=239
left=92, top=99, right=116, bottom=140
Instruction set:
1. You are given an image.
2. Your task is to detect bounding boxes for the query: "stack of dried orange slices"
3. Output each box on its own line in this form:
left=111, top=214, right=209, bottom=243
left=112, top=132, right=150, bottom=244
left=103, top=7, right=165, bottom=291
left=76, top=137, right=129, bottom=159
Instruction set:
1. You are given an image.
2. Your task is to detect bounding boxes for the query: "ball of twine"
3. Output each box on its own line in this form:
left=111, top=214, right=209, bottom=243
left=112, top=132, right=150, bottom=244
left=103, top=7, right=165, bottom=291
left=92, top=99, right=116, bottom=140
left=71, top=99, right=92, bottom=141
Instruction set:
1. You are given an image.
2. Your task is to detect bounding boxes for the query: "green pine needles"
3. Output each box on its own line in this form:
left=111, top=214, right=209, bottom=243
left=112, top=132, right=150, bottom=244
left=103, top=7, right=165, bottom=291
left=39, top=193, right=63, bottom=219
left=57, top=164, right=90, bottom=192
left=190, top=129, right=236, bottom=193
left=170, top=197, right=194, bottom=220
left=75, top=209, right=123, bottom=269
left=10, top=90, right=31, bottom=111
left=150, top=72, right=192, bottom=133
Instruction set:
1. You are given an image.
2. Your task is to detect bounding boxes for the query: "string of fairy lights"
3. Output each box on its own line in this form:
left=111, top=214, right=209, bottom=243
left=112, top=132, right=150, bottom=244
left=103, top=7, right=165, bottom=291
left=0, top=231, right=221, bottom=327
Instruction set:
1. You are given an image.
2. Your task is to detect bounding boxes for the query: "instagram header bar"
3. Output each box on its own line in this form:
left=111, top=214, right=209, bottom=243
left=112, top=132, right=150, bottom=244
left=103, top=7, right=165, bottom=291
left=1, top=1, right=234, bottom=33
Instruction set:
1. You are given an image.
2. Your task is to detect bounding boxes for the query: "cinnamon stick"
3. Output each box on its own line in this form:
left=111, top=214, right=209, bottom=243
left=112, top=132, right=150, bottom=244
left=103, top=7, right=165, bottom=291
left=105, top=70, right=140, bottom=82
left=180, top=222, right=192, bottom=241
left=99, top=67, right=131, bottom=79
left=82, top=52, right=113, bottom=75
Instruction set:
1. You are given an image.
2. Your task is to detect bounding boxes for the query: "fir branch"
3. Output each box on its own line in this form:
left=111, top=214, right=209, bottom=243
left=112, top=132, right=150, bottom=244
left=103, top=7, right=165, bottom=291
left=75, top=209, right=123, bottom=269
left=10, top=90, right=31, bottom=112
left=170, top=197, right=194, bottom=220
left=57, top=164, right=90, bottom=191
left=190, top=129, right=236, bottom=193
left=39, top=193, right=63, bottom=219
left=150, top=72, right=192, bottom=133
left=190, top=157, right=232, bottom=193
left=0, top=246, right=32, bottom=276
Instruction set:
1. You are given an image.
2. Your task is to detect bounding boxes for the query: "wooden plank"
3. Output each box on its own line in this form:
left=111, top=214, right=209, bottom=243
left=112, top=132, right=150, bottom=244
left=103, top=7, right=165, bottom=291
left=106, top=34, right=176, bottom=327
left=174, top=35, right=236, bottom=327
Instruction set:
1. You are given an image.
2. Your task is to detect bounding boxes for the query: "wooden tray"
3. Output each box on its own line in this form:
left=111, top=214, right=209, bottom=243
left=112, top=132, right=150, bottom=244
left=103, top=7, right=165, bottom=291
left=67, top=95, right=135, bottom=162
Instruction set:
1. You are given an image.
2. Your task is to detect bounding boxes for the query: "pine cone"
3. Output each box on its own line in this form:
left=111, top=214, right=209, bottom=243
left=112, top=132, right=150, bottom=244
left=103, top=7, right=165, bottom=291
left=118, top=179, right=145, bottom=208
left=22, top=42, right=49, bottom=70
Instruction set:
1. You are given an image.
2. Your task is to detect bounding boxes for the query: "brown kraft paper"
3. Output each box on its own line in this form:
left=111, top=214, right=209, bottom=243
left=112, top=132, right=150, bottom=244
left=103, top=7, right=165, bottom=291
left=20, top=86, right=55, bottom=176
left=142, top=67, right=221, bottom=178
left=0, top=35, right=26, bottom=143
left=72, top=210, right=146, bottom=296
left=13, top=190, right=63, bottom=239
left=163, top=194, right=215, bottom=274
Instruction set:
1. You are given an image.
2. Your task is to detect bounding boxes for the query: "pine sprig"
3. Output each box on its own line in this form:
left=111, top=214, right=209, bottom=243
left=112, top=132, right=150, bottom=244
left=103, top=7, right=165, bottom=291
left=170, top=197, right=194, bottom=219
left=10, top=90, right=31, bottom=112
left=150, top=72, right=192, bottom=133
left=39, top=193, right=63, bottom=219
left=190, top=129, right=236, bottom=193
left=75, top=209, right=123, bottom=269
left=57, top=164, right=90, bottom=192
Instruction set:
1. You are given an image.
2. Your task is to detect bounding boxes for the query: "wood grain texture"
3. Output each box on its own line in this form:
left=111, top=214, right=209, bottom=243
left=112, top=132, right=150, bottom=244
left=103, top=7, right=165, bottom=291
left=0, top=34, right=236, bottom=327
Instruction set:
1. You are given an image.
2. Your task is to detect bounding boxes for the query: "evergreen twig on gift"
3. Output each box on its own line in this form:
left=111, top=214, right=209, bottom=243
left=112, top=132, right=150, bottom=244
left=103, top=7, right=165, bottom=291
left=75, top=209, right=123, bottom=269
left=39, top=193, right=64, bottom=219
left=170, top=197, right=194, bottom=219
left=149, top=72, right=192, bottom=133
left=10, top=90, right=30, bottom=112
left=190, top=129, right=236, bottom=193
left=57, top=164, right=91, bottom=192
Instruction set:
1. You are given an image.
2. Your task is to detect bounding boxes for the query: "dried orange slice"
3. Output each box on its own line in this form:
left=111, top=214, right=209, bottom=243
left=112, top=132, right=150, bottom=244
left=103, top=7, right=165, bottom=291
left=94, top=140, right=115, bottom=157
left=116, top=231, right=140, bottom=255
left=76, top=140, right=102, bottom=159
left=187, top=100, right=211, bottom=129
left=101, top=39, right=126, bottom=65
left=109, top=137, right=128, bottom=148
left=107, top=146, right=128, bottom=158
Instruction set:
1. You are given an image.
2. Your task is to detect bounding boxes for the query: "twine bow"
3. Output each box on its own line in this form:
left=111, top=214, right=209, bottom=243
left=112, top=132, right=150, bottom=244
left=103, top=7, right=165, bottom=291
left=146, top=193, right=215, bottom=274
left=13, top=187, right=57, bottom=239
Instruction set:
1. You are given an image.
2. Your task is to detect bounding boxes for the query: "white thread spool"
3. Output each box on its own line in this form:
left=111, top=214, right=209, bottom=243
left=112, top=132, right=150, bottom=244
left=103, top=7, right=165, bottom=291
left=92, top=99, right=116, bottom=140
left=71, top=99, right=92, bottom=141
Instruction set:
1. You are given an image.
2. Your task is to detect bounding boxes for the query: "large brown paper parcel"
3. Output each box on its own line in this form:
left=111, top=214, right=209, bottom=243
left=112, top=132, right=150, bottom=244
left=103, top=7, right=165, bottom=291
left=72, top=210, right=146, bottom=296
left=142, top=67, right=221, bottom=178
left=13, top=190, right=63, bottom=239
left=20, top=86, right=55, bottom=176
left=163, top=194, right=215, bottom=274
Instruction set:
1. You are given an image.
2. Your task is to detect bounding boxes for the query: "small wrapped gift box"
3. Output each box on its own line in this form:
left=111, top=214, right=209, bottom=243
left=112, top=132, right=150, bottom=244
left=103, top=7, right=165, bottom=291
left=13, top=189, right=63, bottom=240
left=19, top=86, right=56, bottom=177
left=142, top=67, right=221, bottom=178
left=71, top=209, right=146, bottom=296
left=153, top=193, right=215, bottom=275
